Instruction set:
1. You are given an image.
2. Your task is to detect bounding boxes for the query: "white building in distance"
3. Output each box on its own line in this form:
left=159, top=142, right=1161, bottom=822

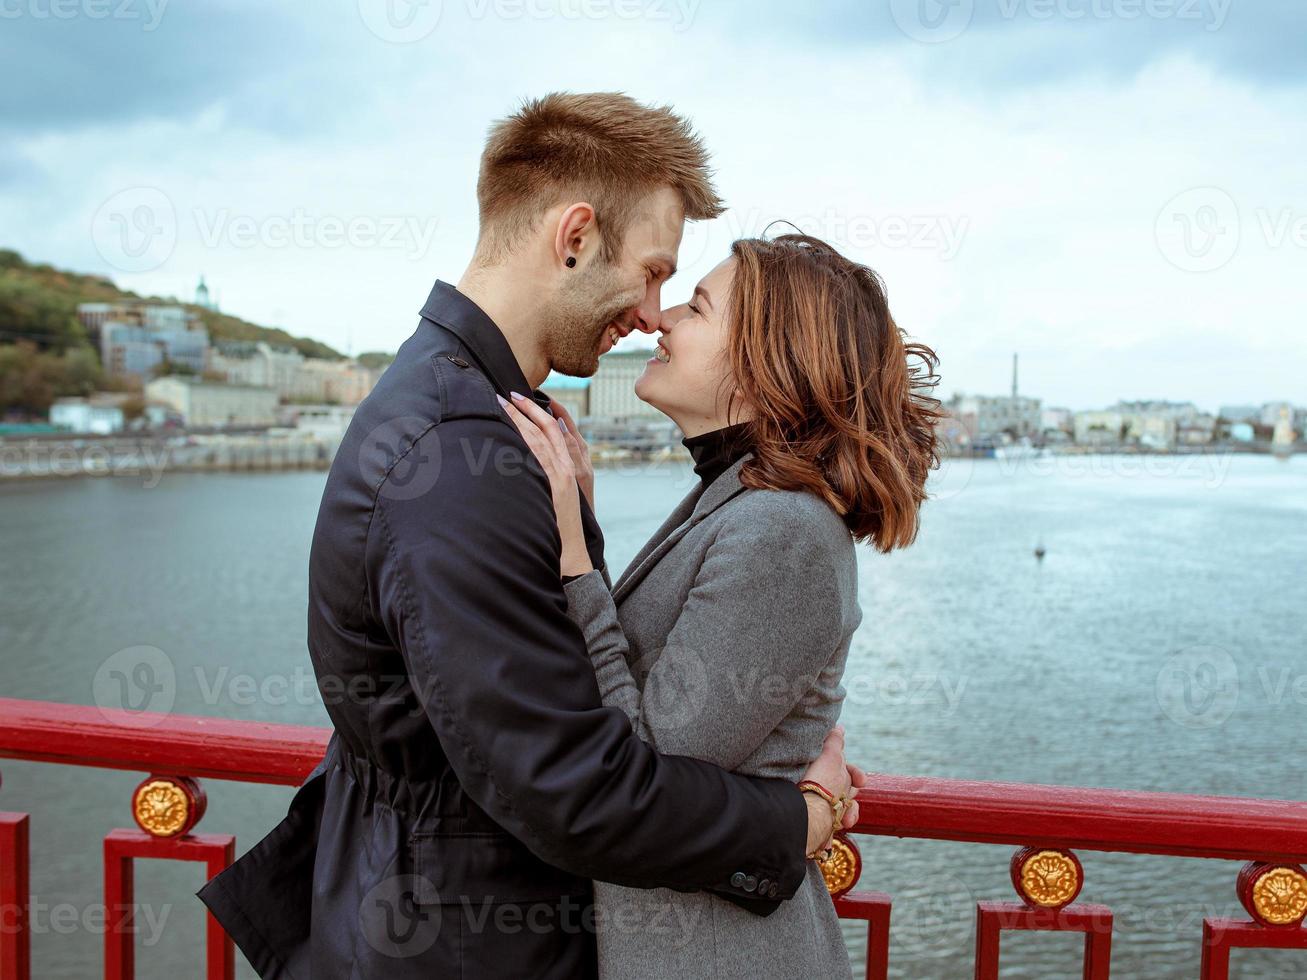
left=587, top=350, right=661, bottom=420
left=209, top=341, right=382, bottom=405
left=540, top=373, right=589, bottom=421
left=49, top=394, right=130, bottom=434
left=146, top=377, right=278, bottom=428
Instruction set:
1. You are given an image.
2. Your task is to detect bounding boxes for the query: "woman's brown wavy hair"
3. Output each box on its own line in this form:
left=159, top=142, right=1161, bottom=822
left=723, top=233, right=942, bottom=552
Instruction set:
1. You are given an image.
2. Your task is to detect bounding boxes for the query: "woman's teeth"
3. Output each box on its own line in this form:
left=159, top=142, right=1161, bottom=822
left=608, top=327, right=621, bottom=346
left=654, top=344, right=670, bottom=363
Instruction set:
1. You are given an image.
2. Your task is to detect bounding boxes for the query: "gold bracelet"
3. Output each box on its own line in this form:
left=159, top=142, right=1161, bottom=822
left=798, top=780, right=847, bottom=859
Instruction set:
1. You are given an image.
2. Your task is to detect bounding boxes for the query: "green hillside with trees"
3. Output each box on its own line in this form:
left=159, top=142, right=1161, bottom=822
left=0, top=248, right=344, bottom=416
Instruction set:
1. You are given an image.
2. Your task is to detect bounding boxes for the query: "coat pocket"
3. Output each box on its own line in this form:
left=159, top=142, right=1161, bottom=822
left=408, top=830, right=589, bottom=906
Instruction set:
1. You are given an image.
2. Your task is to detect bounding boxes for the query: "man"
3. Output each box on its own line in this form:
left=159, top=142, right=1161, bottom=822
left=199, top=92, right=863, bottom=979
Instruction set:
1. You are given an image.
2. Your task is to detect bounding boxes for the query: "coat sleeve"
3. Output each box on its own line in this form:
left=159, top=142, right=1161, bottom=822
left=366, top=415, right=810, bottom=903
left=562, top=501, right=849, bottom=773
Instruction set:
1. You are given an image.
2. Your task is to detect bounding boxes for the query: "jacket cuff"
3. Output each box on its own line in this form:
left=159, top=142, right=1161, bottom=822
left=707, top=779, right=809, bottom=911
left=562, top=569, right=618, bottom=647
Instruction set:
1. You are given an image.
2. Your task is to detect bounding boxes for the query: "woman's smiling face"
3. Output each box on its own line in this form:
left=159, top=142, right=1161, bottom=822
left=634, top=257, right=747, bottom=438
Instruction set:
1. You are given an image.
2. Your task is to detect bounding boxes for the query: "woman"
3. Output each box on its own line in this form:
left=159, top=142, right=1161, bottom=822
left=501, top=233, right=941, bottom=979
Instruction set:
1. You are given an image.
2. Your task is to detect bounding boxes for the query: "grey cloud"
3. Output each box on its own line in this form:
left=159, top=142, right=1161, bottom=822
left=0, top=1, right=369, bottom=136
left=710, top=0, right=1307, bottom=87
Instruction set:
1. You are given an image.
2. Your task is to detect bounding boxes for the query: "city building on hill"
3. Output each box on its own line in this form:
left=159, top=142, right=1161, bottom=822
left=540, top=372, right=589, bottom=420
left=100, top=325, right=165, bottom=379
left=299, top=357, right=384, bottom=406
left=146, top=377, right=278, bottom=428
left=195, top=274, right=218, bottom=311
left=210, top=341, right=305, bottom=397
left=75, top=302, right=128, bottom=340
left=208, top=341, right=382, bottom=405
left=587, top=350, right=661, bottom=420
left=90, top=303, right=209, bottom=381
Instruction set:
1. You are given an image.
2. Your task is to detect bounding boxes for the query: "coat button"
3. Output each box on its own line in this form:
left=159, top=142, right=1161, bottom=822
left=743, top=875, right=758, bottom=893
left=730, top=872, right=746, bottom=888
left=758, top=878, right=770, bottom=895
left=445, top=355, right=470, bottom=368
left=768, top=882, right=779, bottom=898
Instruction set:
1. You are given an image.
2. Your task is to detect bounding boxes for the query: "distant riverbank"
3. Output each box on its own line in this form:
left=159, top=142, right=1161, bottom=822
left=1, top=427, right=1295, bottom=484
left=0, top=430, right=331, bottom=484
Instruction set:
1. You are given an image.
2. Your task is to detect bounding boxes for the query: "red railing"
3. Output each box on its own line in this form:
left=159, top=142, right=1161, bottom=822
left=1, top=696, right=1305, bottom=979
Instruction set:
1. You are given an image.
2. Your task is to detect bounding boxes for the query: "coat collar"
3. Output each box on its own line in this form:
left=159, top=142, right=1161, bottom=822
left=612, top=453, right=754, bottom=604
left=416, top=278, right=603, bottom=563
left=418, top=279, right=545, bottom=406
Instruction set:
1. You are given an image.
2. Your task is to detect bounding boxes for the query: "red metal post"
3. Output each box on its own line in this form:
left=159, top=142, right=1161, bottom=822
left=1200, top=918, right=1307, bottom=980
left=833, top=890, right=892, bottom=980
left=104, top=831, right=133, bottom=980
left=104, top=829, right=236, bottom=980
left=0, top=812, right=30, bottom=980
left=974, top=901, right=1113, bottom=980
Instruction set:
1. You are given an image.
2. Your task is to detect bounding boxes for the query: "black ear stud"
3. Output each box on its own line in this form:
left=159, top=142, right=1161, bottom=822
left=565, top=256, right=577, bottom=268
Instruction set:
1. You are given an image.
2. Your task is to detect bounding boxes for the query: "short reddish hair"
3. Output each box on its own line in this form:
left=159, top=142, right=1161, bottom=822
left=726, top=234, right=942, bottom=552
left=477, top=92, right=724, bottom=261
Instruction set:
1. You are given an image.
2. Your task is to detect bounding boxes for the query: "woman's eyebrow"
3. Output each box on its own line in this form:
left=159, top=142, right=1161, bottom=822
left=694, top=284, right=713, bottom=310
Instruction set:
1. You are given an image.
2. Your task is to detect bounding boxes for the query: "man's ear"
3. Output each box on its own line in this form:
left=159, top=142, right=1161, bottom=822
left=554, top=202, right=598, bottom=268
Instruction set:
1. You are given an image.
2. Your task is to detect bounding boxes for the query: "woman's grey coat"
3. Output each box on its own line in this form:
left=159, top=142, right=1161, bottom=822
left=563, top=453, right=861, bottom=980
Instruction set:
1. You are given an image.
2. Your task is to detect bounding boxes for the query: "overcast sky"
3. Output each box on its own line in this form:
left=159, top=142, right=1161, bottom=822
left=1, top=0, right=1303, bottom=410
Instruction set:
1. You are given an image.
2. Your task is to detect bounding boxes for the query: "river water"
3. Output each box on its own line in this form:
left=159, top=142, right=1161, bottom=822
left=1, top=452, right=1304, bottom=978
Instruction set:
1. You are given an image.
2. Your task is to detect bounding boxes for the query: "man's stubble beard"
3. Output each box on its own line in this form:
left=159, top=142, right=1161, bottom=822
left=542, top=262, right=643, bottom=378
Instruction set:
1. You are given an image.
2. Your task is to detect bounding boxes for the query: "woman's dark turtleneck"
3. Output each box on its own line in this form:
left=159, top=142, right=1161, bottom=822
left=562, top=422, right=752, bottom=587
left=683, top=422, right=753, bottom=488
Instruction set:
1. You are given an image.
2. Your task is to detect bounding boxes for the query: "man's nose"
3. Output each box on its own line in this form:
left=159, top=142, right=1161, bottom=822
left=632, top=302, right=662, bottom=334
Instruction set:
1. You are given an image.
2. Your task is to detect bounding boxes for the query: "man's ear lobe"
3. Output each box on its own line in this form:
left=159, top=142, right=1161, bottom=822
left=555, top=202, right=598, bottom=265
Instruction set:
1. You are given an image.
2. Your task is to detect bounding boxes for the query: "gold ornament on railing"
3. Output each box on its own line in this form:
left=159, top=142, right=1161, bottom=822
left=1252, top=868, right=1307, bottom=925
left=1010, top=847, right=1084, bottom=910
left=131, top=774, right=206, bottom=838
left=1240, top=865, right=1307, bottom=927
left=818, top=832, right=862, bottom=899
